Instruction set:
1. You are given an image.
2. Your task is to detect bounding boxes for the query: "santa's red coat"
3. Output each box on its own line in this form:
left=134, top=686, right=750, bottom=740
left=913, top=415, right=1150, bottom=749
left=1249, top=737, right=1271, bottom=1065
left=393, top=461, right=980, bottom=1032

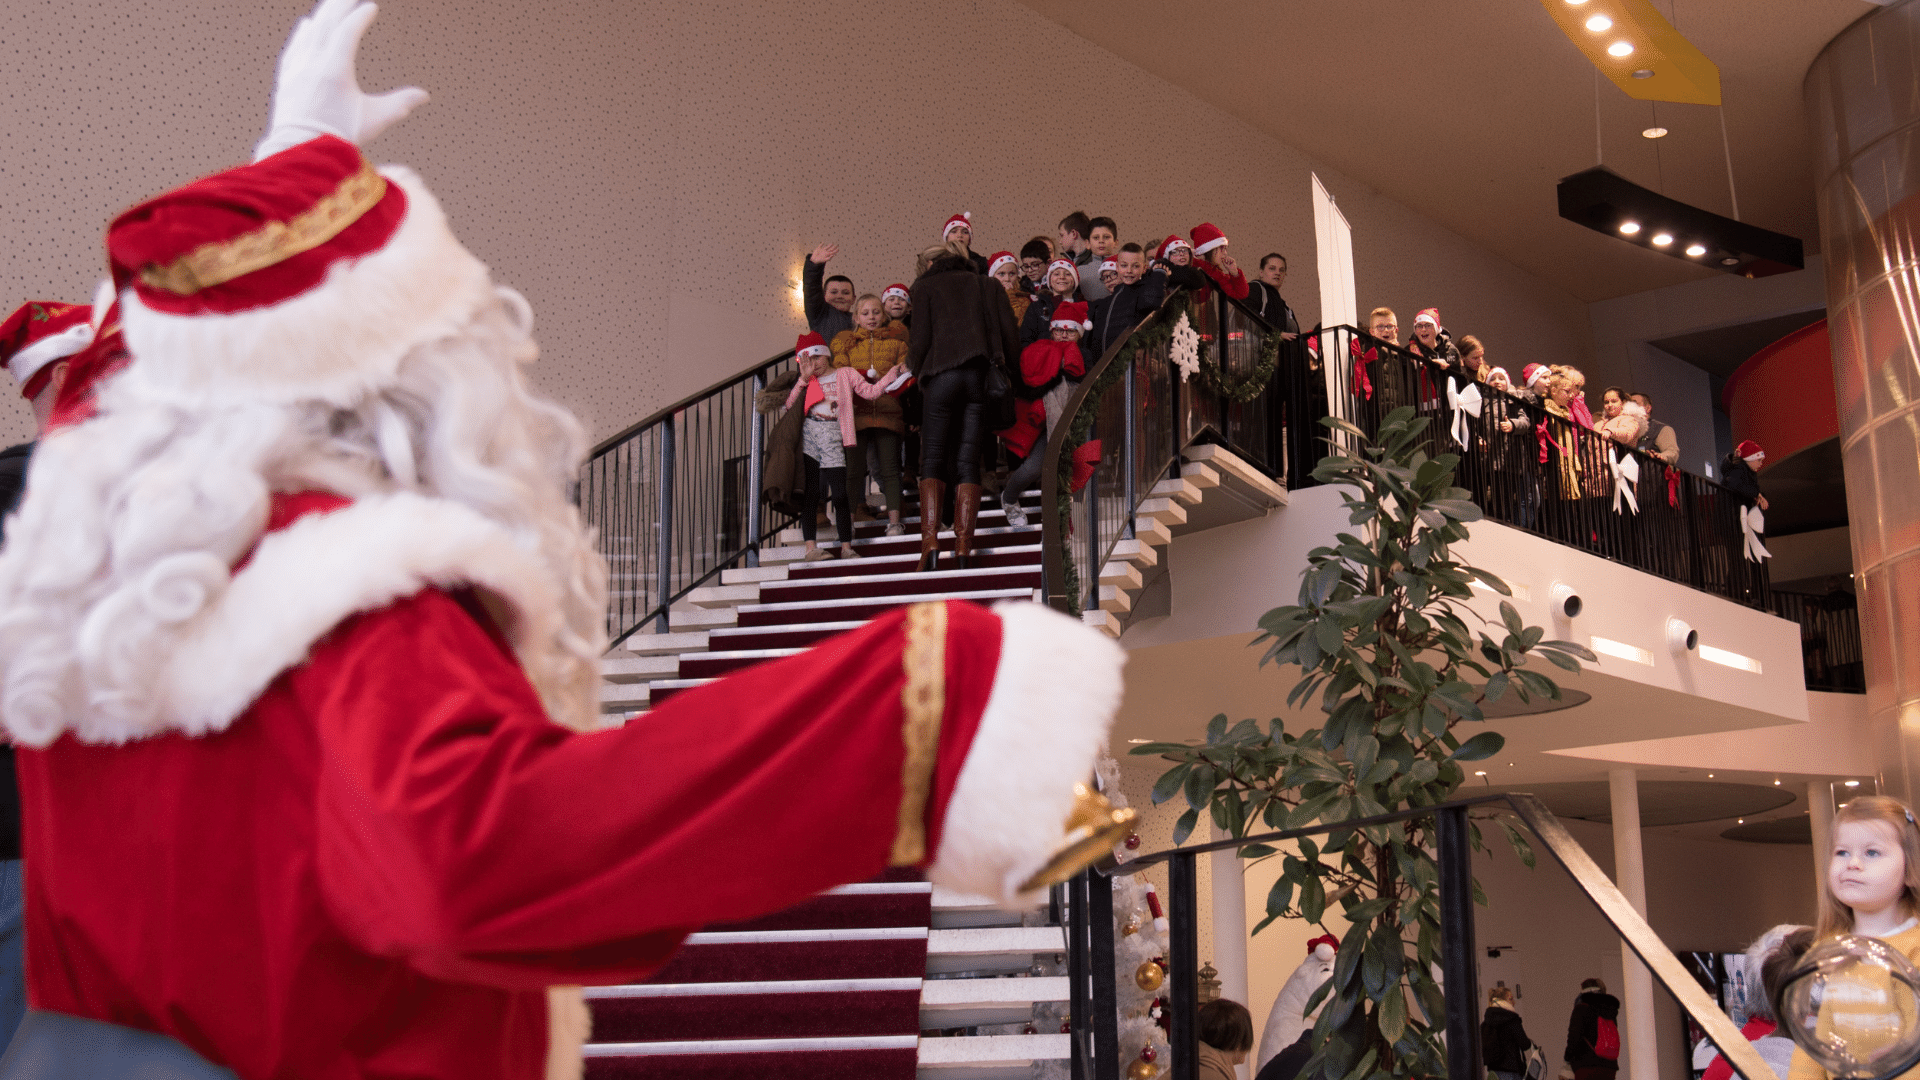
left=13, top=493, right=1107, bottom=1079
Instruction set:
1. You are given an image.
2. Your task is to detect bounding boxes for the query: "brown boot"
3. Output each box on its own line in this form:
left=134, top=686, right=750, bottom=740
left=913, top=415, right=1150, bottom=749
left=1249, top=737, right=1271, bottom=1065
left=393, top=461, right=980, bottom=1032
left=917, top=478, right=945, bottom=572
left=952, top=483, right=982, bottom=571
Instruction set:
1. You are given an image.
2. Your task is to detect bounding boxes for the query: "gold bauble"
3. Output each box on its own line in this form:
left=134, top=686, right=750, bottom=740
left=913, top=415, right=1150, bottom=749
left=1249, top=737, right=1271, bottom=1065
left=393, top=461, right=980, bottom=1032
left=1122, top=914, right=1142, bottom=937
left=1135, top=960, right=1165, bottom=991
left=1127, top=1058, right=1159, bottom=1080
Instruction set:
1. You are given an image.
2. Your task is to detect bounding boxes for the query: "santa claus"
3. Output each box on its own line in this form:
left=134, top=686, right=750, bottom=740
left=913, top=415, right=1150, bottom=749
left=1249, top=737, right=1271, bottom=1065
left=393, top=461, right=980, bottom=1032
left=0, top=2, right=1127, bottom=1076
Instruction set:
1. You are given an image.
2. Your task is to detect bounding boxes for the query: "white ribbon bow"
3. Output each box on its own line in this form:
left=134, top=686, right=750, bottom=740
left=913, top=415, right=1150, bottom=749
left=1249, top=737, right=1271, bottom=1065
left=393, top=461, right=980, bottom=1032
left=1742, top=504, right=1770, bottom=562
left=1609, top=446, right=1640, bottom=515
left=1447, top=378, right=1483, bottom=446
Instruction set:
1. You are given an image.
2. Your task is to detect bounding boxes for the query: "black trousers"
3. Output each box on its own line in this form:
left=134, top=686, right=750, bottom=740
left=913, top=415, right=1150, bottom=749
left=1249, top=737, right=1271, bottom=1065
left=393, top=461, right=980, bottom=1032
left=799, top=456, right=853, bottom=543
left=920, top=360, right=989, bottom=486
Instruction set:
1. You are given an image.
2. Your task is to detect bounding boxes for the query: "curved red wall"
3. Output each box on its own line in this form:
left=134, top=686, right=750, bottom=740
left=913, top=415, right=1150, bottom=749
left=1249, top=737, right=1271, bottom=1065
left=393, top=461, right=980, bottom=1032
left=1721, top=319, right=1836, bottom=467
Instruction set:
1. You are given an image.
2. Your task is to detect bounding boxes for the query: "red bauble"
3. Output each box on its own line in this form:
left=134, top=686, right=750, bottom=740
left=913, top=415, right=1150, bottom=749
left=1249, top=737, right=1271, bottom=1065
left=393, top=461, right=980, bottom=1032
left=1124, top=833, right=1141, bottom=849
left=1060, top=1020, right=1072, bottom=1033
left=1024, top=1025, right=1038, bottom=1035
left=1142, top=1044, right=1158, bottom=1063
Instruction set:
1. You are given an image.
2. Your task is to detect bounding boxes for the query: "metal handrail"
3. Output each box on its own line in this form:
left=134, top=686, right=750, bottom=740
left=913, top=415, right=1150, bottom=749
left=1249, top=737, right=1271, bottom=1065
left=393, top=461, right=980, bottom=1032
left=589, top=348, right=797, bottom=458
left=1072, top=792, right=1774, bottom=1080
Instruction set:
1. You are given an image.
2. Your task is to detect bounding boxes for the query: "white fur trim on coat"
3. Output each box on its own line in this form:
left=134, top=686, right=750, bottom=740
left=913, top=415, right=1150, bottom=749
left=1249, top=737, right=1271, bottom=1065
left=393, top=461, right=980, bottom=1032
left=925, top=602, right=1125, bottom=906
left=116, top=166, right=495, bottom=410
left=138, top=492, right=598, bottom=743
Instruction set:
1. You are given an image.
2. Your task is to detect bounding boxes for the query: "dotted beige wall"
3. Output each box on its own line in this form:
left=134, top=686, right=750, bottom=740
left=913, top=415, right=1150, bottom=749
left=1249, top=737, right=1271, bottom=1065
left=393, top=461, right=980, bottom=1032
left=0, top=0, right=1593, bottom=450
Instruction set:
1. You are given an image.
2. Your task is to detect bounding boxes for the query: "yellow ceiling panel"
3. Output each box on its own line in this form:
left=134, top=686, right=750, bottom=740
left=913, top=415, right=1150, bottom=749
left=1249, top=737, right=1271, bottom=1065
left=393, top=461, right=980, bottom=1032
left=1540, top=0, right=1721, bottom=105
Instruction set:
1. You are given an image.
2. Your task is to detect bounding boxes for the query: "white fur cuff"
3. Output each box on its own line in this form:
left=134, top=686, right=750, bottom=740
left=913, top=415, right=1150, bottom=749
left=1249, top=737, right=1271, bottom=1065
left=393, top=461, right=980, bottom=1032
left=925, top=602, right=1126, bottom=906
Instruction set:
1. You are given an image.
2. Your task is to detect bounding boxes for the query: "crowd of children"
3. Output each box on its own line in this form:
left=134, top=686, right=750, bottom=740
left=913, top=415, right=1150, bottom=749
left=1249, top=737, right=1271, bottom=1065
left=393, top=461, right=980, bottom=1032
left=780, top=210, right=1281, bottom=565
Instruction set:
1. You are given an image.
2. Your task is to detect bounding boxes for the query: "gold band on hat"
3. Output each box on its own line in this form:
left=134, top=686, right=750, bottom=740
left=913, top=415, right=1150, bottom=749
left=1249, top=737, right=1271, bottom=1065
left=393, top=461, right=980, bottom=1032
left=137, top=159, right=389, bottom=297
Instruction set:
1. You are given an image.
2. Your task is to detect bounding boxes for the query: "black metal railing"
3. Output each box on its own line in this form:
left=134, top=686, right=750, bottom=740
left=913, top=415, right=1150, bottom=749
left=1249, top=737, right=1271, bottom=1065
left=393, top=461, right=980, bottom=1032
left=1309, top=327, right=1772, bottom=610
left=579, top=350, right=799, bottom=646
left=1063, top=793, right=1775, bottom=1080
left=1039, top=287, right=1291, bottom=615
left=1770, top=589, right=1866, bottom=693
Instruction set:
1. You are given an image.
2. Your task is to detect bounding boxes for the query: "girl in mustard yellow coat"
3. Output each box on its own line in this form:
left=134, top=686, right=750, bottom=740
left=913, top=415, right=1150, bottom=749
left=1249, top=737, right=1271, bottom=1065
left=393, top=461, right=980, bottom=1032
left=832, top=295, right=911, bottom=534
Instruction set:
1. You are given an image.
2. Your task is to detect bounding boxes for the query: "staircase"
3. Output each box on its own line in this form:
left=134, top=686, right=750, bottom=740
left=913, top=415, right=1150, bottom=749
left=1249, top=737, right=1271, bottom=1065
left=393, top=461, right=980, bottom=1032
left=583, top=444, right=1281, bottom=1077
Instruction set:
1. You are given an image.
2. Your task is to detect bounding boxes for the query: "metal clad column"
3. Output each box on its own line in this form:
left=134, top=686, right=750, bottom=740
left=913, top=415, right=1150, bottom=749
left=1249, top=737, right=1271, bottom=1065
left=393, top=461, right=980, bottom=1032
left=1609, top=769, right=1659, bottom=1080
left=1208, top=825, right=1251, bottom=1078
left=1809, top=0, right=1920, bottom=802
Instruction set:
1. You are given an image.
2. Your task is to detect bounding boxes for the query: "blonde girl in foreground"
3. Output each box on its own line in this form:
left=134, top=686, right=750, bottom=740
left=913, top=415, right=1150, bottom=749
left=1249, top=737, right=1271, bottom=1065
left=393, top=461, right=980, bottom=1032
left=1786, top=795, right=1920, bottom=1080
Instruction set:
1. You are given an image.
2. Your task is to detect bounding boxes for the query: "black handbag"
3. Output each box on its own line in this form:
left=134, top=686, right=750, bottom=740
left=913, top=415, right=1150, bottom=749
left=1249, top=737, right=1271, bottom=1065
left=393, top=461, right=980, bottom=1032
left=984, top=359, right=1017, bottom=430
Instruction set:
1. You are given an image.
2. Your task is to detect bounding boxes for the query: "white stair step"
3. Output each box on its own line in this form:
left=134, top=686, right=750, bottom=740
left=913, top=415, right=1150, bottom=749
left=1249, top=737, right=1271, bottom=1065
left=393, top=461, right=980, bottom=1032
left=1180, top=460, right=1221, bottom=489
left=1134, top=516, right=1173, bottom=546
left=599, top=682, right=650, bottom=711
left=602, top=655, right=678, bottom=681
left=1082, top=609, right=1122, bottom=637
left=1150, top=476, right=1205, bottom=507
left=667, top=607, right=738, bottom=629
left=587, top=977, right=921, bottom=1000
left=1185, top=442, right=1287, bottom=506
left=759, top=544, right=810, bottom=565
left=920, top=977, right=1069, bottom=1028
left=685, top=583, right=761, bottom=608
left=829, top=881, right=934, bottom=896
left=930, top=886, right=1040, bottom=929
left=917, top=1033, right=1071, bottom=1068
left=740, top=588, right=1034, bottom=618
left=1136, top=496, right=1188, bottom=526
left=1098, top=585, right=1132, bottom=613
left=707, top=620, right=869, bottom=645
left=623, top=630, right=710, bottom=656
left=721, top=565, right=791, bottom=584
left=586, top=1035, right=918, bottom=1058
left=1100, top=562, right=1143, bottom=590
left=685, top=927, right=928, bottom=945
left=926, top=926, right=1064, bottom=974
left=1108, top=538, right=1158, bottom=569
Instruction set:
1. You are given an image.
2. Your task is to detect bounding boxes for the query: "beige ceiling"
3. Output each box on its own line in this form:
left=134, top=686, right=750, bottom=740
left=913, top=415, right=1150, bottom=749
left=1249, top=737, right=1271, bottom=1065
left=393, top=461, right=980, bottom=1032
left=1009, top=0, right=1869, bottom=303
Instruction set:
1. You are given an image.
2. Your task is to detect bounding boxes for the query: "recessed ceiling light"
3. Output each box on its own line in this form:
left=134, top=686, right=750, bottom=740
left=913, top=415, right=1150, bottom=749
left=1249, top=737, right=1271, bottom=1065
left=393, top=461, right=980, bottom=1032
left=1721, top=257, right=1740, bottom=266
left=1642, top=127, right=1669, bottom=139
left=1685, top=243, right=1707, bottom=257
left=1774, top=779, right=1782, bottom=785
left=1608, top=41, right=1635, bottom=57
left=1708, top=773, right=1715, bottom=778
left=1564, top=0, right=1590, bottom=5
left=1846, top=780, right=1862, bottom=788
left=1738, top=818, right=1745, bottom=824
left=1475, top=770, right=1487, bottom=776
left=1632, top=69, right=1655, bottom=79
left=1126, top=738, right=1151, bottom=744
left=1619, top=221, right=1642, bottom=235
left=1586, top=14, right=1613, bottom=31
left=1651, top=233, right=1674, bottom=246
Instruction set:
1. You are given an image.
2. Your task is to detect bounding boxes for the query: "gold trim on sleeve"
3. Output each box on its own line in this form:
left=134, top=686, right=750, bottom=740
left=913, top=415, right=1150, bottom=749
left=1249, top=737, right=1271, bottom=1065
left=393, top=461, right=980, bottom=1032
left=889, top=601, right=948, bottom=866
left=138, top=159, right=389, bottom=297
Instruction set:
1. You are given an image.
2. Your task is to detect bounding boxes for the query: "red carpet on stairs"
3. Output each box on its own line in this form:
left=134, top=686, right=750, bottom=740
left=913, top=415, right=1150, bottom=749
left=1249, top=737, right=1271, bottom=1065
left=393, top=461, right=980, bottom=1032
left=584, top=875, right=931, bottom=1080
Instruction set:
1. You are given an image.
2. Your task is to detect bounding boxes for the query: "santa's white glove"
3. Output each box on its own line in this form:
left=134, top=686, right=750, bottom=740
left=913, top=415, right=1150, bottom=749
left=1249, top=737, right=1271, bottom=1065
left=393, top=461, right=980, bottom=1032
left=253, top=0, right=428, bottom=161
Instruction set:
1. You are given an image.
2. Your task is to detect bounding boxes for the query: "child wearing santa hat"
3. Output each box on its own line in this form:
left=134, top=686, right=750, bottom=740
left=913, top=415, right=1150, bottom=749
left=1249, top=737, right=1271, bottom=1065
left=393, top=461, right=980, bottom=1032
left=942, top=212, right=991, bottom=275
left=1188, top=223, right=1250, bottom=302
left=1722, top=440, right=1768, bottom=512
left=988, top=251, right=1030, bottom=324
left=999, top=301, right=1092, bottom=528
left=882, top=283, right=912, bottom=327
left=783, top=332, right=894, bottom=559
left=1021, top=258, right=1082, bottom=346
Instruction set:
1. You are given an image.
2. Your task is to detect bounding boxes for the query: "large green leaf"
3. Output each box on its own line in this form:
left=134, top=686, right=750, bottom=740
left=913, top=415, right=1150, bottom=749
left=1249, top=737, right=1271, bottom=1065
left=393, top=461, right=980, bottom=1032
left=1450, top=731, right=1506, bottom=762
left=1151, top=763, right=1192, bottom=805
left=1377, top=984, right=1408, bottom=1043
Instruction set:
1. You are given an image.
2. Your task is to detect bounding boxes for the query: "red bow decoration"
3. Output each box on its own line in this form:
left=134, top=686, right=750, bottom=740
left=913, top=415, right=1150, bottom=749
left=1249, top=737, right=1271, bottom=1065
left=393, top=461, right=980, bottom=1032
left=1667, top=467, right=1681, bottom=509
left=1350, top=339, right=1375, bottom=401
left=1071, top=440, right=1102, bottom=493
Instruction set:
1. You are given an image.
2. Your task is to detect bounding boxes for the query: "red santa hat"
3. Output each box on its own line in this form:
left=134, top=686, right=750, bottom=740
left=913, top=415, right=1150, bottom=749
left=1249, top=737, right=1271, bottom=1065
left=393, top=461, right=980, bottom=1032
left=1161, top=234, right=1192, bottom=257
left=883, top=283, right=910, bottom=303
left=1307, top=933, right=1339, bottom=954
left=987, top=251, right=1016, bottom=276
left=1735, top=439, right=1765, bottom=463
left=1099, top=257, right=1118, bottom=275
left=1486, top=366, right=1510, bottom=385
left=1190, top=222, right=1228, bottom=256
left=943, top=212, right=972, bottom=239
left=1047, top=258, right=1079, bottom=284
left=1523, top=363, right=1551, bottom=389
left=106, top=134, right=494, bottom=408
left=1414, top=308, right=1441, bottom=328
left=0, top=301, right=95, bottom=400
left=1051, top=301, right=1092, bottom=332
left=794, top=331, right=832, bottom=359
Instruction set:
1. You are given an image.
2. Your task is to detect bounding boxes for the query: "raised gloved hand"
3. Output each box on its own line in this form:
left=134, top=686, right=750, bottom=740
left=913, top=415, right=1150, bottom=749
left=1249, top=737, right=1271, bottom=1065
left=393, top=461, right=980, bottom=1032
left=253, top=0, right=429, bottom=161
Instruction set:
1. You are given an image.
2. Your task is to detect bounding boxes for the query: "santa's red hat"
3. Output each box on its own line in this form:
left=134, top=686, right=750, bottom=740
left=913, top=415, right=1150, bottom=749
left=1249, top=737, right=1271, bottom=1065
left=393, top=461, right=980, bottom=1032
left=1160, top=234, right=1192, bottom=257
left=1099, top=257, right=1118, bottom=275
left=943, top=212, right=972, bottom=239
left=1414, top=308, right=1441, bottom=328
left=46, top=306, right=128, bottom=430
left=0, top=301, right=94, bottom=400
left=1735, top=439, right=1765, bottom=463
left=107, top=135, right=493, bottom=408
left=1523, top=363, right=1551, bottom=388
left=1046, top=258, right=1079, bottom=284
left=883, top=283, right=910, bottom=302
left=1190, top=222, right=1228, bottom=256
left=1051, top=301, right=1091, bottom=332
left=1307, top=933, right=1339, bottom=954
left=987, top=251, right=1016, bottom=276
left=795, top=332, right=831, bottom=359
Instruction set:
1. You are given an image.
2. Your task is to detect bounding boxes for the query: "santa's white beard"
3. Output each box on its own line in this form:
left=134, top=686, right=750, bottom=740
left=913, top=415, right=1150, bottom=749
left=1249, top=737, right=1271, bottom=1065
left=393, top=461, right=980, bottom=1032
left=0, top=291, right=607, bottom=747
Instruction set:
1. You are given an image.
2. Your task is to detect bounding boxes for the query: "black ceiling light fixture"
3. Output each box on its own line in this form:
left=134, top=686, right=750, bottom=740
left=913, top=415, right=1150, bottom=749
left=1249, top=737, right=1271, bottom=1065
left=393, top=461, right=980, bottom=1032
left=1557, top=166, right=1804, bottom=278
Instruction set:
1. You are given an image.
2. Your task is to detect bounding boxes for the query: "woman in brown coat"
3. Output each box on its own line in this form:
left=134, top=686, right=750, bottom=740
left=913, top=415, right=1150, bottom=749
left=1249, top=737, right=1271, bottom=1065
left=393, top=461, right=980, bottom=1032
left=832, top=295, right=910, bottom=535
left=1198, top=999, right=1255, bottom=1080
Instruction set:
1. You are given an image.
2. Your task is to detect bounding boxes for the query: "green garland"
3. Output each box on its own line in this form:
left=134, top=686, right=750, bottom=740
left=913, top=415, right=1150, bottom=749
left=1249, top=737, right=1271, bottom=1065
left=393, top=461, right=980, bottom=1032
left=1193, top=324, right=1282, bottom=403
